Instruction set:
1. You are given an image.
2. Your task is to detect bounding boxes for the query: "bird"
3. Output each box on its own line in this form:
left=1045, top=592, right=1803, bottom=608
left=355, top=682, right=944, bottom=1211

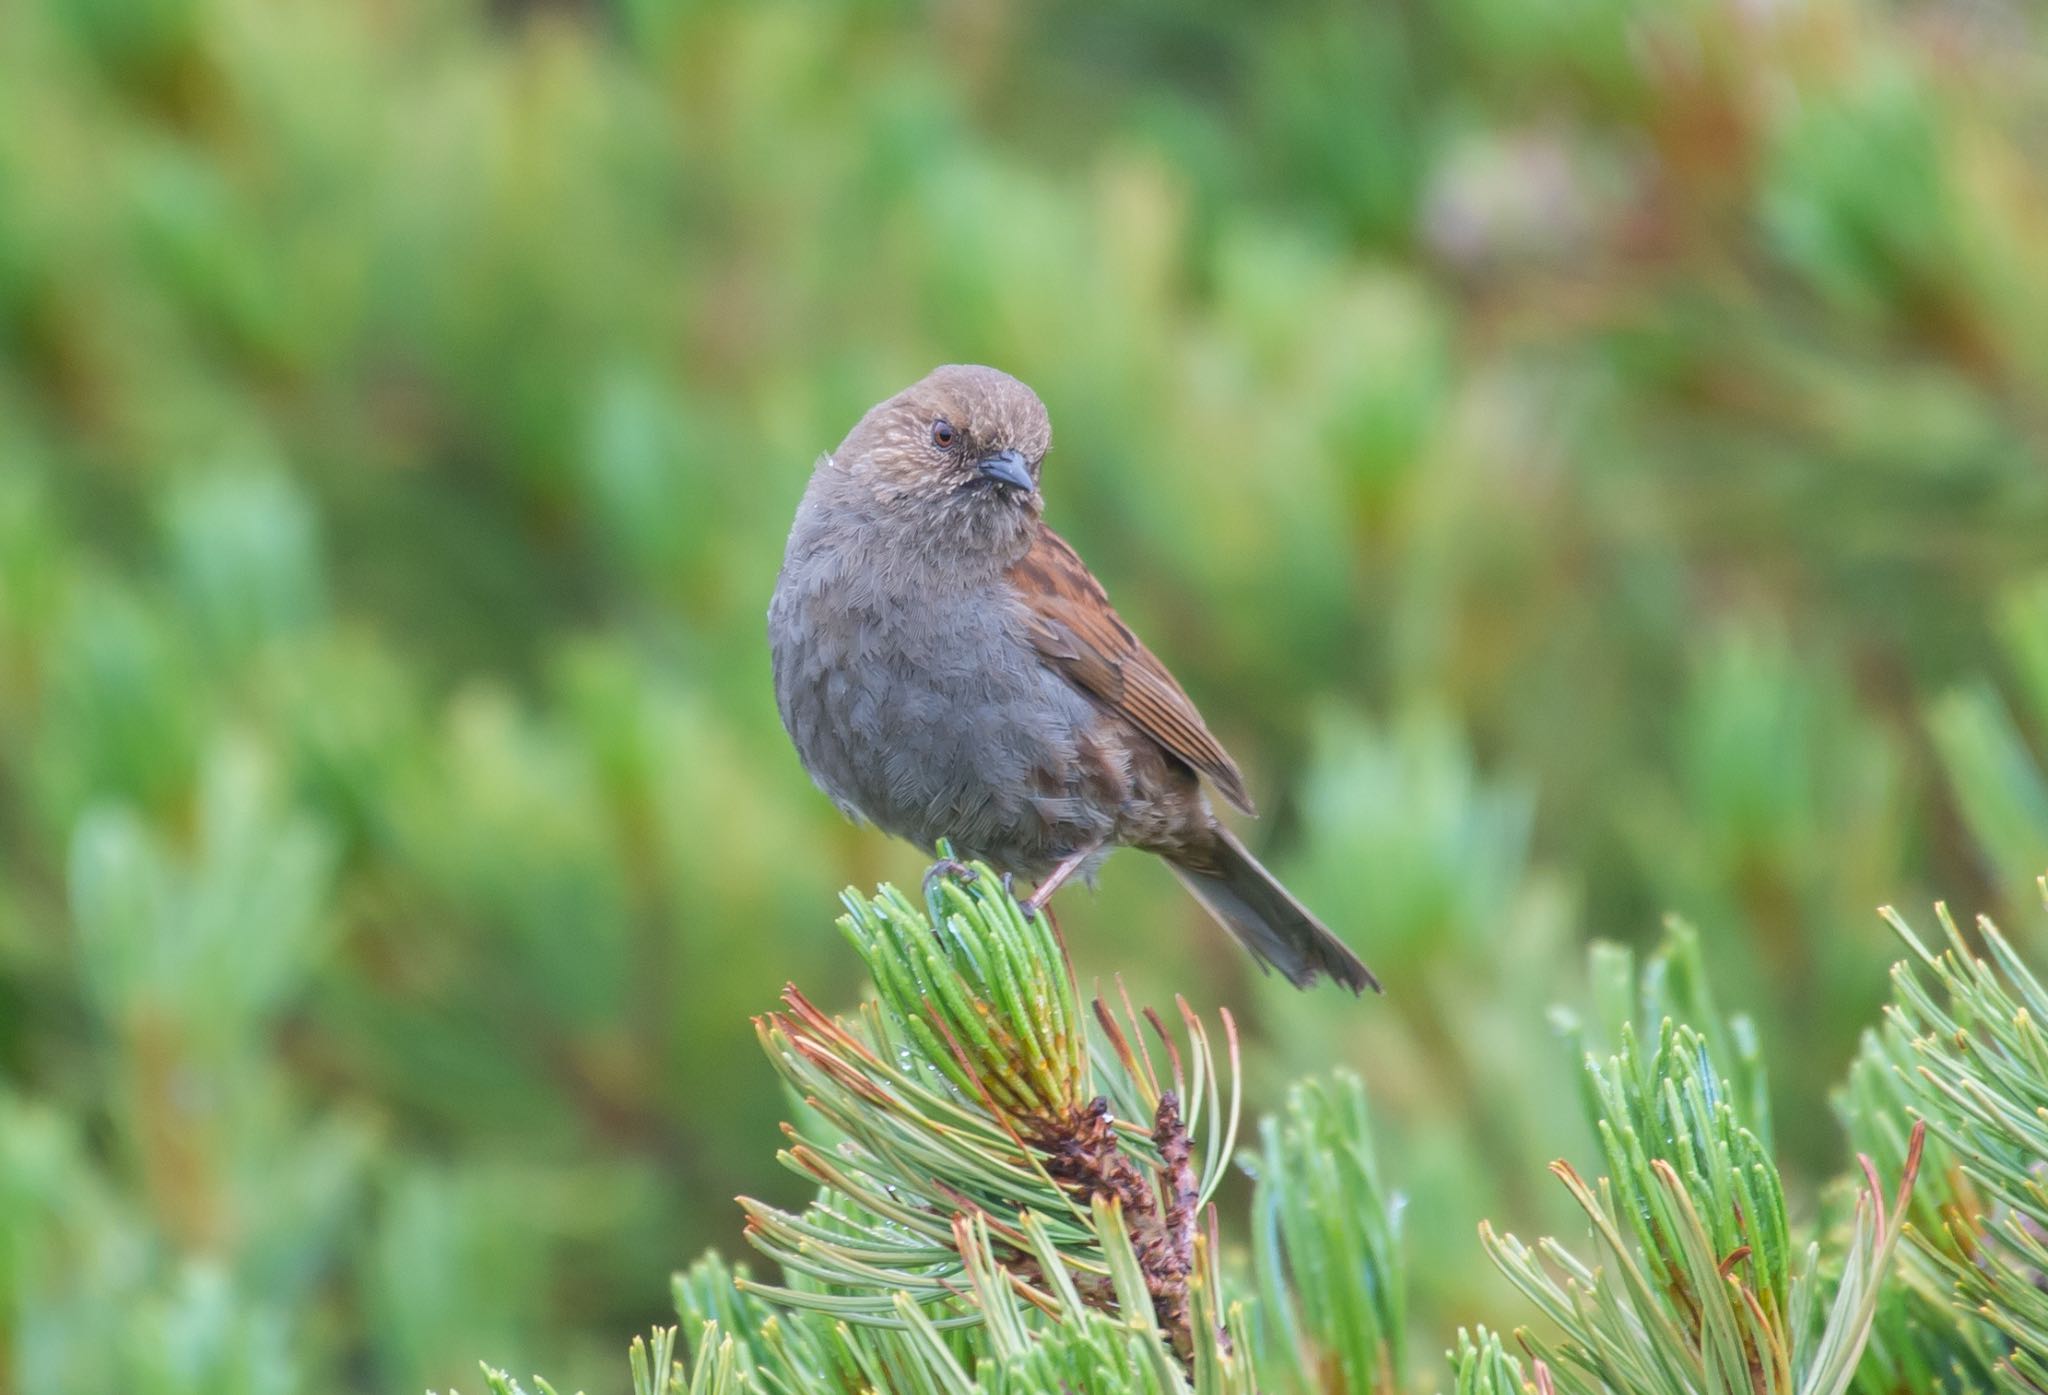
left=767, top=364, right=1378, bottom=993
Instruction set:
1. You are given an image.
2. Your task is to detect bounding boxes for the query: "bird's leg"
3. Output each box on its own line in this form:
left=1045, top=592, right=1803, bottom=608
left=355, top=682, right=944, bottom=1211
left=1020, top=843, right=1103, bottom=918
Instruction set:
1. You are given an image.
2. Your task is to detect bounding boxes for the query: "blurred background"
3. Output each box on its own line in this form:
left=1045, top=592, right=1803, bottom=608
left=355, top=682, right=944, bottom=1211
left=4, top=0, right=2048, bottom=1389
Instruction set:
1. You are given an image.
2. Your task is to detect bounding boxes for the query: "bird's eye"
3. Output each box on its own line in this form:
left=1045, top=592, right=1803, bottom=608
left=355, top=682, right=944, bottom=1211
left=930, top=419, right=956, bottom=449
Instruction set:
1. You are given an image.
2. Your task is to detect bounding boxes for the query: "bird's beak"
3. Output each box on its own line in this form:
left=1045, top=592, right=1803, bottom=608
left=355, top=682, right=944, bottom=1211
left=977, top=449, right=1035, bottom=494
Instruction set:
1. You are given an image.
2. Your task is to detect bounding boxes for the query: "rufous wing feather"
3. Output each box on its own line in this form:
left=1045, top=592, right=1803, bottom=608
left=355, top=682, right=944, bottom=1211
left=1006, top=525, right=1257, bottom=815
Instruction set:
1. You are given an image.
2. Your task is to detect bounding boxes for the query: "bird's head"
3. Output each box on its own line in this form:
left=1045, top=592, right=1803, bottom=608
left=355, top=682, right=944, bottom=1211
left=829, top=364, right=1051, bottom=561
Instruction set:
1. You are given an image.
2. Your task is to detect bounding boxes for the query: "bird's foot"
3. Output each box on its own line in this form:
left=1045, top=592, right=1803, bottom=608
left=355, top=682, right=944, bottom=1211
left=922, top=857, right=979, bottom=903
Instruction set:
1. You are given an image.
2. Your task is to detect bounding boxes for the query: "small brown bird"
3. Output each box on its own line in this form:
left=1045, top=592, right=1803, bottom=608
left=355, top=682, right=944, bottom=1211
left=768, top=365, right=1377, bottom=992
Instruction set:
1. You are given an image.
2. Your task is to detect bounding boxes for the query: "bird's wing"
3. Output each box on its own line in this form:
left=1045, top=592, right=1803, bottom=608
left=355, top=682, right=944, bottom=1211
left=1006, top=524, right=1257, bottom=816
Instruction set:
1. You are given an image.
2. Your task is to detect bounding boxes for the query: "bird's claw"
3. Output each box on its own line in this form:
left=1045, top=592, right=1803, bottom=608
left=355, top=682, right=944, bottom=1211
left=922, top=857, right=978, bottom=902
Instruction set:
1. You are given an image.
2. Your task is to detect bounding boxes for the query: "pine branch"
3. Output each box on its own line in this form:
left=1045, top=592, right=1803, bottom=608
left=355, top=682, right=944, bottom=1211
left=1481, top=929, right=1923, bottom=1395
left=1876, top=887, right=2048, bottom=1392
left=1448, top=1327, right=1549, bottom=1395
left=700, top=852, right=1260, bottom=1392
left=1248, top=1071, right=1407, bottom=1395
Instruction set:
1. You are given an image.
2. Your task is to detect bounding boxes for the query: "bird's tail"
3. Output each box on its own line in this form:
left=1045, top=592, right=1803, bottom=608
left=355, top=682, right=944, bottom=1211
left=1166, top=826, right=1380, bottom=994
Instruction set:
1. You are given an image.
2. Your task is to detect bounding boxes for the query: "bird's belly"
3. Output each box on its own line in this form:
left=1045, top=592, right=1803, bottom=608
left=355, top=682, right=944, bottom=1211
left=773, top=591, right=1117, bottom=875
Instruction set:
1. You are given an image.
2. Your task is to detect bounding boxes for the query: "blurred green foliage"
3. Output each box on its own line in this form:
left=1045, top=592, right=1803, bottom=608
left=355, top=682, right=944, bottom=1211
left=3, top=0, right=2048, bottom=1389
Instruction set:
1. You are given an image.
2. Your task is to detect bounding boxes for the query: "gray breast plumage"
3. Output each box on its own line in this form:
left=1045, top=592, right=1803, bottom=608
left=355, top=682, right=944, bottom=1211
left=767, top=507, right=1115, bottom=876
